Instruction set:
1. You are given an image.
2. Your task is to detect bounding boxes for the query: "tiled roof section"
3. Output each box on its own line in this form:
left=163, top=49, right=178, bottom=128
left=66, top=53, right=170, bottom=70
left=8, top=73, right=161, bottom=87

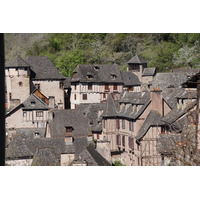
left=119, top=92, right=150, bottom=104
left=6, top=56, right=31, bottom=68
left=73, top=137, right=88, bottom=156
left=27, top=56, right=65, bottom=80
left=24, top=138, right=66, bottom=157
left=172, top=68, right=200, bottom=74
left=16, top=128, right=46, bottom=139
left=142, top=68, right=156, bottom=76
left=63, top=77, right=71, bottom=88
left=76, top=143, right=111, bottom=166
left=71, top=64, right=123, bottom=83
left=162, top=100, right=197, bottom=124
left=6, top=138, right=34, bottom=159
left=162, top=88, right=183, bottom=109
left=22, top=93, right=49, bottom=110
left=102, top=94, right=119, bottom=117
left=49, top=109, right=91, bottom=138
left=127, top=55, right=147, bottom=64
left=117, top=92, right=151, bottom=120
left=121, top=71, right=141, bottom=86
left=151, top=72, right=192, bottom=90
left=136, top=110, right=165, bottom=141
left=31, top=147, right=60, bottom=166
left=175, top=89, right=197, bottom=99
left=77, top=103, right=106, bottom=133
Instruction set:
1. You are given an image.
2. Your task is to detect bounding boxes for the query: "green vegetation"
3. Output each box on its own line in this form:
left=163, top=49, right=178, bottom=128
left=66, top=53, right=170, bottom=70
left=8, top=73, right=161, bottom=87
left=26, top=33, right=200, bottom=76
left=113, top=160, right=124, bottom=166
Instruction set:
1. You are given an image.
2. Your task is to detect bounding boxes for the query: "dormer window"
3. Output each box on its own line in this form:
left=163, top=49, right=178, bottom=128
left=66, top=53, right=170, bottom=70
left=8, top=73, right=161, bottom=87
left=111, top=74, right=117, bottom=80
left=73, top=72, right=77, bottom=78
left=31, top=101, right=35, bottom=106
left=65, top=126, right=74, bottom=137
left=34, top=132, right=40, bottom=138
left=94, top=66, right=100, bottom=71
left=86, top=74, right=93, bottom=80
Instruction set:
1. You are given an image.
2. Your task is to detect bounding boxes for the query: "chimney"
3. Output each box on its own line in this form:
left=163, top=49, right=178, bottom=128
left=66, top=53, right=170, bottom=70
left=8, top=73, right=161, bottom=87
left=150, top=87, right=163, bottom=116
left=48, top=96, right=55, bottom=108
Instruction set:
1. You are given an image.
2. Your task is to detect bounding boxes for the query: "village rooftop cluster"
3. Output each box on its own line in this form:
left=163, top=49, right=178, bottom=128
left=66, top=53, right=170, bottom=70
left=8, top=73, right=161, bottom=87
left=5, top=55, right=200, bottom=166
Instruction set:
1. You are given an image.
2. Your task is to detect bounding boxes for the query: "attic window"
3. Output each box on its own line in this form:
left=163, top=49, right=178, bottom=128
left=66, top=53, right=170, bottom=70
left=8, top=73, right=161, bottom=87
left=86, top=74, right=93, bottom=80
left=34, top=132, right=40, bottom=138
left=65, top=126, right=74, bottom=137
left=31, top=101, right=35, bottom=106
left=94, top=66, right=100, bottom=71
left=73, top=72, right=77, bottom=78
left=111, top=74, right=117, bottom=80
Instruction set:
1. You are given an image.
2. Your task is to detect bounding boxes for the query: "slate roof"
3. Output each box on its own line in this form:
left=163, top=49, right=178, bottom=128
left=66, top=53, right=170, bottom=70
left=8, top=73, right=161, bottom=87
left=16, top=128, right=46, bottom=139
left=27, top=56, right=65, bottom=80
left=127, top=55, right=147, bottom=64
left=71, top=64, right=123, bottom=83
left=22, top=93, right=49, bottom=110
left=162, top=88, right=184, bottom=109
left=175, top=89, right=197, bottom=99
left=6, top=56, right=31, bottom=68
left=75, top=143, right=111, bottom=166
left=121, top=71, right=141, bottom=86
left=136, top=110, right=165, bottom=141
left=31, top=147, right=60, bottom=166
left=49, top=109, right=91, bottom=138
left=162, top=100, right=197, bottom=125
left=142, top=68, right=156, bottom=76
left=151, top=72, right=193, bottom=90
left=6, top=138, right=34, bottom=159
left=77, top=103, right=106, bottom=133
left=6, top=93, right=49, bottom=117
left=102, top=94, right=119, bottom=118
left=63, top=77, right=71, bottom=88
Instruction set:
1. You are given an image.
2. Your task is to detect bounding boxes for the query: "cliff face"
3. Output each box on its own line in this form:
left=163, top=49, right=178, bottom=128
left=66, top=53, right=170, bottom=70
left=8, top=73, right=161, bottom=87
left=4, top=33, right=46, bottom=63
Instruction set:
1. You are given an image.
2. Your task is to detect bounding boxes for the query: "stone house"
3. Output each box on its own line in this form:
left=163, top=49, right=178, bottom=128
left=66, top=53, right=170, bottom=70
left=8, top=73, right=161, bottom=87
left=5, top=55, right=67, bottom=110
left=70, top=64, right=124, bottom=109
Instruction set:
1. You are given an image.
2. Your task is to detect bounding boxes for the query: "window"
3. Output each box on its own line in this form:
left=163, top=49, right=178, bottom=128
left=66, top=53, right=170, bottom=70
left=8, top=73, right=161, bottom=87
left=129, top=137, right=134, bottom=149
left=103, top=93, right=106, bottom=99
left=111, top=74, right=117, bottom=80
left=74, top=84, right=77, bottom=90
left=19, top=82, right=23, bottom=86
left=83, top=94, right=87, bottom=100
left=88, top=83, right=92, bottom=90
left=116, top=135, right=121, bottom=145
left=31, top=101, right=35, bottom=106
left=103, top=120, right=106, bottom=128
left=116, top=119, right=120, bottom=129
left=35, top=84, right=40, bottom=91
left=73, top=72, right=77, bottom=78
left=97, top=134, right=100, bottom=140
left=129, top=121, right=134, bottom=132
left=128, top=86, right=134, bottom=91
left=59, top=82, right=64, bottom=89
left=86, top=75, right=93, bottom=80
left=105, top=84, right=109, bottom=91
left=113, top=84, right=118, bottom=91
left=74, top=94, right=76, bottom=100
left=36, top=111, right=43, bottom=117
left=65, top=126, right=74, bottom=136
left=23, top=111, right=27, bottom=117
left=122, top=119, right=125, bottom=129
left=34, top=132, right=40, bottom=138
left=9, top=93, right=12, bottom=100
left=122, top=136, right=125, bottom=147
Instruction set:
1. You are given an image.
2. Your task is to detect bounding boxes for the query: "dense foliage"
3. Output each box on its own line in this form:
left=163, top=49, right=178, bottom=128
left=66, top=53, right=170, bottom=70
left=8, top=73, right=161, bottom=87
left=26, top=33, right=200, bottom=76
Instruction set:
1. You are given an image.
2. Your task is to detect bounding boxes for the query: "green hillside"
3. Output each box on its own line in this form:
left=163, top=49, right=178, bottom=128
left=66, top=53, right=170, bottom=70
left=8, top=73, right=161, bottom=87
left=5, top=33, right=200, bottom=76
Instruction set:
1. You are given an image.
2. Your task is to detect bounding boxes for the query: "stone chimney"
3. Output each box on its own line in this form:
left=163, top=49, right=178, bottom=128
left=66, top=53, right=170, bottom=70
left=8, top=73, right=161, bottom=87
left=48, top=96, right=55, bottom=108
left=150, top=87, right=163, bottom=116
